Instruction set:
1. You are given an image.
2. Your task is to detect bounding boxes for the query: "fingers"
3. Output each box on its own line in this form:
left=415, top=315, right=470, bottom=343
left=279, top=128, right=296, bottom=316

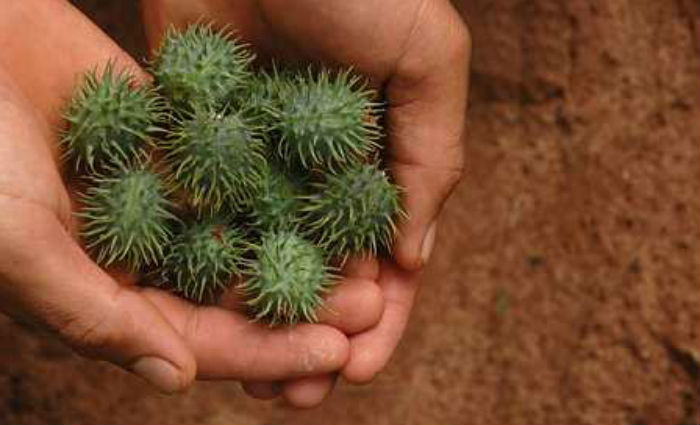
left=282, top=374, right=338, bottom=408
left=219, top=271, right=384, bottom=335
left=140, top=0, right=263, bottom=53
left=1, top=56, right=194, bottom=393
left=241, top=381, right=282, bottom=400
left=242, top=375, right=337, bottom=408
left=385, top=1, right=471, bottom=271
left=316, top=278, right=383, bottom=335
left=237, top=268, right=384, bottom=406
left=0, top=199, right=196, bottom=393
left=239, top=259, right=420, bottom=396
left=241, top=374, right=337, bottom=408
left=342, top=260, right=420, bottom=383
left=140, top=0, right=197, bottom=49
left=141, top=289, right=350, bottom=381
left=272, top=261, right=415, bottom=404
left=169, top=276, right=386, bottom=383
left=340, top=255, right=380, bottom=280
left=0, top=0, right=147, bottom=128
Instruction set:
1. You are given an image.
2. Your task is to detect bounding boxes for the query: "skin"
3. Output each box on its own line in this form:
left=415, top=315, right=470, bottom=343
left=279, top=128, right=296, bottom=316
left=141, top=0, right=471, bottom=407
left=0, top=0, right=469, bottom=408
left=0, top=0, right=387, bottom=395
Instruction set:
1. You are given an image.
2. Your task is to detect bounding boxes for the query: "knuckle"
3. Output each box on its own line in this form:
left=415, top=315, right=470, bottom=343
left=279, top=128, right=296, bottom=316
left=354, top=284, right=385, bottom=333
left=57, top=313, right=116, bottom=358
left=447, top=21, right=471, bottom=65
left=435, top=163, right=464, bottom=202
left=53, top=290, right=129, bottom=360
left=445, top=165, right=464, bottom=188
left=295, top=329, right=349, bottom=375
left=443, top=152, right=465, bottom=188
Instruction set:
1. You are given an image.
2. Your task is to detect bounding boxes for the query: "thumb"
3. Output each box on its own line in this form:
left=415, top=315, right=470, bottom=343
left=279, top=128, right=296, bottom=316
left=0, top=198, right=196, bottom=393
left=385, top=2, right=470, bottom=271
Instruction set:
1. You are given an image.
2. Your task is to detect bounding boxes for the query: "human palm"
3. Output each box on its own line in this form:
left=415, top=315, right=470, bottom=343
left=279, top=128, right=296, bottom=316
left=142, top=0, right=471, bottom=406
left=0, top=0, right=376, bottom=396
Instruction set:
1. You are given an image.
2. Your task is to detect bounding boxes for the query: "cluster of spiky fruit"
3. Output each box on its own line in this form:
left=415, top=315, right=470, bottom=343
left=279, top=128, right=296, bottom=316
left=62, top=24, right=403, bottom=325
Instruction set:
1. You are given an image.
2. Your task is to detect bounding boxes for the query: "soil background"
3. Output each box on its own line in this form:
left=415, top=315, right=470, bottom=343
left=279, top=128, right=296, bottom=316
left=1, top=1, right=699, bottom=424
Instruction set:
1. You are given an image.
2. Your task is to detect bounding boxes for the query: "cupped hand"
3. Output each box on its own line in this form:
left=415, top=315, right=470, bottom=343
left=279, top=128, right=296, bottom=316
left=0, top=0, right=384, bottom=394
left=141, top=0, right=471, bottom=406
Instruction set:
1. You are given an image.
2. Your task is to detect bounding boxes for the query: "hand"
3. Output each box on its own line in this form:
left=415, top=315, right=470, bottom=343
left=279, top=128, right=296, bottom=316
left=142, top=0, right=471, bottom=406
left=0, top=0, right=370, bottom=394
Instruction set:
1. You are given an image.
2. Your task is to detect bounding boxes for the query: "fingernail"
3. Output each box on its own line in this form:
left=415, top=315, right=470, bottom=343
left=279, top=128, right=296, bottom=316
left=130, top=356, right=183, bottom=394
left=420, top=221, right=437, bottom=266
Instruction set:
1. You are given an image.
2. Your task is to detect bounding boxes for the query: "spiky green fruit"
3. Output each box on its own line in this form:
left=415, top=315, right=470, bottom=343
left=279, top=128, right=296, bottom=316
left=62, top=64, right=163, bottom=170
left=152, top=24, right=254, bottom=109
left=238, top=68, right=289, bottom=127
left=244, top=231, right=335, bottom=324
left=161, top=109, right=266, bottom=213
left=268, top=69, right=382, bottom=170
left=79, top=164, right=175, bottom=270
left=160, top=219, right=245, bottom=303
left=250, top=165, right=306, bottom=232
left=301, top=163, right=403, bottom=258
left=238, top=71, right=277, bottom=117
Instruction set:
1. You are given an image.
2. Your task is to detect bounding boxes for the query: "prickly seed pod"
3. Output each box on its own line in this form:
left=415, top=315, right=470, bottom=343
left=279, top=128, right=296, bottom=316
left=152, top=24, right=254, bottom=109
left=237, top=71, right=276, bottom=118
left=243, top=230, right=335, bottom=324
left=268, top=68, right=382, bottom=170
left=62, top=63, right=164, bottom=170
left=160, top=219, right=245, bottom=303
left=237, top=68, right=290, bottom=128
left=250, top=165, right=306, bottom=232
left=161, top=108, right=267, bottom=213
left=79, top=163, right=175, bottom=270
left=301, top=162, right=403, bottom=258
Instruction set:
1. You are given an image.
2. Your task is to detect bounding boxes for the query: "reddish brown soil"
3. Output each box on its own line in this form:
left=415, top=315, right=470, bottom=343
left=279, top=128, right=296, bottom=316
left=1, top=1, right=698, bottom=424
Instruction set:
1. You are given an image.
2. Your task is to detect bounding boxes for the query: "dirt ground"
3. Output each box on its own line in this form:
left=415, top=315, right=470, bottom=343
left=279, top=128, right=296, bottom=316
left=1, top=1, right=698, bottom=424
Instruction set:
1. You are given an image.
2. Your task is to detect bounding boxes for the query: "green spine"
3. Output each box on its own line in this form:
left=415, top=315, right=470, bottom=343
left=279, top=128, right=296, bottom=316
left=62, top=63, right=163, bottom=170
left=161, top=108, right=267, bottom=213
left=152, top=24, right=254, bottom=109
left=238, top=69, right=282, bottom=124
left=243, top=231, right=335, bottom=324
left=268, top=69, right=382, bottom=170
left=160, top=219, right=245, bottom=303
left=301, top=162, right=403, bottom=258
left=61, top=24, right=407, bottom=323
left=79, top=163, right=175, bottom=270
left=250, top=164, right=306, bottom=232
